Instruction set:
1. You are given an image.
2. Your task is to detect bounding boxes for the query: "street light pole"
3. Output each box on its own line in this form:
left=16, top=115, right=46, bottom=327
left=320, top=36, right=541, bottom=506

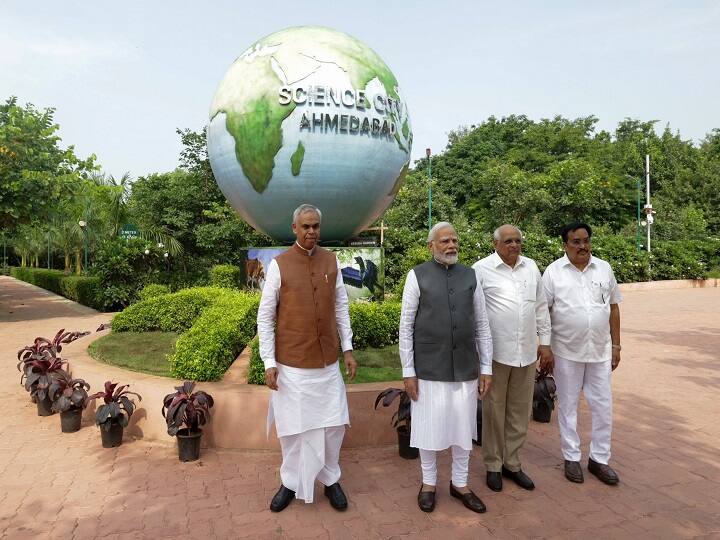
left=78, top=220, right=88, bottom=273
left=636, top=178, right=642, bottom=251
left=644, top=154, right=653, bottom=253
left=426, top=148, right=432, bottom=232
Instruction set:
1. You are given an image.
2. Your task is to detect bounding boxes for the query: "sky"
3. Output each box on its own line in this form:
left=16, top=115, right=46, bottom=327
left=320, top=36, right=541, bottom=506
left=2, top=1, right=719, bottom=179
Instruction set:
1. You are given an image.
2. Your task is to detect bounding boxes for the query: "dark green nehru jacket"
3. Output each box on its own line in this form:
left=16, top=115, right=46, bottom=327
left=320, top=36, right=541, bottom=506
left=413, top=260, right=479, bottom=382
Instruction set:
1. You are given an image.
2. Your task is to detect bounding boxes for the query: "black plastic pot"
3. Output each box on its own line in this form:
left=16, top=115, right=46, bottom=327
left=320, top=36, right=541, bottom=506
left=532, top=401, right=553, bottom=423
left=397, top=426, right=418, bottom=460
left=100, top=422, right=124, bottom=448
left=177, top=428, right=203, bottom=462
left=37, top=394, right=54, bottom=416
left=60, top=408, right=82, bottom=433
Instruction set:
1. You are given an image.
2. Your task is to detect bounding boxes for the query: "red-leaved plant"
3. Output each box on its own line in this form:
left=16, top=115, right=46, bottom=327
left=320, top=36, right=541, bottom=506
left=88, top=381, right=142, bottom=431
left=161, top=381, right=214, bottom=436
left=16, top=329, right=90, bottom=401
left=49, top=371, right=91, bottom=413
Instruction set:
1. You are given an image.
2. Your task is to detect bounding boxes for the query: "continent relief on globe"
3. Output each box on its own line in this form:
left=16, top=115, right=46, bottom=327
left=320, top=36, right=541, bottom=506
left=209, top=27, right=412, bottom=194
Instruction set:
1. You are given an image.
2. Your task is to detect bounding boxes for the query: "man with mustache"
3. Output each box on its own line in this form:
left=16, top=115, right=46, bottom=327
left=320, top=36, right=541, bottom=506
left=399, top=222, right=493, bottom=513
left=257, top=204, right=357, bottom=511
left=473, top=225, right=553, bottom=492
left=542, top=223, right=622, bottom=485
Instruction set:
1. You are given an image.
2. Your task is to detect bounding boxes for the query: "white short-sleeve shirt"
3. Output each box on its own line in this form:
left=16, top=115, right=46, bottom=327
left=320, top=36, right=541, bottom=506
left=542, top=254, right=622, bottom=363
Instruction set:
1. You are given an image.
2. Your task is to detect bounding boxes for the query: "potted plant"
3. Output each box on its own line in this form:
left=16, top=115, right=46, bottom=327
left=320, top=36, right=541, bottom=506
left=17, top=329, right=89, bottom=410
left=374, top=388, right=417, bottom=459
left=162, top=381, right=214, bottom=462
left=48, top=371, right=91, bottom=433
left=88, top=381, right=142, bottom=448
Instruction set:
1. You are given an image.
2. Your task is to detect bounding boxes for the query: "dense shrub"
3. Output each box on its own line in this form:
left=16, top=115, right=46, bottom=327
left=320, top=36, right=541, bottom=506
left=138, top=283, right=171, bottom=301
left=91, top=238, right=164, bottom=311
left=247, top=336, right=265, bottom=385
left=350, top=302, right=401, bottom=349
left=10, top=267, right=101, bottom=309
left=170, top=291, right=260, bottom=381
left=155, top=269, right=209, bottom=291
left=112, top=287, right=224, bottom=333
left=649, top=241, right=708, bottom=280
left=210, top=264, right=241, bottom=289
left=591, top=235, right=650, bottom=283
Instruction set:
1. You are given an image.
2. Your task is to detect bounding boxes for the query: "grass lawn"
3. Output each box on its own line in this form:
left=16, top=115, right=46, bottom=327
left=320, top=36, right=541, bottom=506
left=88, top=331, right=402, bottom=383
left=346, top=344, right=402, bottom=384
left=88, top=331, right=179, bottom=378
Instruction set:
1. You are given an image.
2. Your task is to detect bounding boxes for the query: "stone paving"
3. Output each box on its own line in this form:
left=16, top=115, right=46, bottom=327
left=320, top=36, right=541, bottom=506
left=1, top=275, right=719, bottom=539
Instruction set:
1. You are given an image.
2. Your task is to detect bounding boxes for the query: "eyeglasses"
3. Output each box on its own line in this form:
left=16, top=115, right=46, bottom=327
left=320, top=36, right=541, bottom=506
left=567, top=238, right=591, bottom=247
left=502, top=239, right=523, bottom=245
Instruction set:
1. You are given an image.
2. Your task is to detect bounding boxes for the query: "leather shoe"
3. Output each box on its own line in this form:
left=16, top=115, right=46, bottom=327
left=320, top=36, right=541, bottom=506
left=564, top=460, right=584, bottom=483
left=588, top=458, right=619, bottom=485
left=486, top=471, right=502, bottom=492
left=449, top=483, right=486, bottom=513
left=324, top=482, right=348, bottom=510
left=270, top=485, right=295, bottom=512
left=502, top=466, right=535, bottom=490
left=417, top=486, right=436, bottom=512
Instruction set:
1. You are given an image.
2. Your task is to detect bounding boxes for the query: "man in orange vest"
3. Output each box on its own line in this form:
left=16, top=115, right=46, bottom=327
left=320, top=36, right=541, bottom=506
left=257, top=204, right=357, bottom=512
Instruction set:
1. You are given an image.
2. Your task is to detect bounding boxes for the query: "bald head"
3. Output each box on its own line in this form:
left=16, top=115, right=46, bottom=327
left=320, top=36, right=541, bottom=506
left=493, top=224, right=523, bottom=267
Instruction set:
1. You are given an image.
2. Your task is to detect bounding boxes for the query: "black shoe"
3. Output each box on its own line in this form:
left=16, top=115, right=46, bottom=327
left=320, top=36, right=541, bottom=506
left=270, top=485, right=295, bottom=512
left=324, top=482, right=348, bottom=511
left=564, top=460, right=584, bottom=483
left=486, top=471, right=502, bottom=492
left=417, top=486, right=436, bottom=512
left=588, top=458, right=619, bottom=485
left=501, top=466, right=535, bottom=490
left=449, top=483, right=486, bottom=513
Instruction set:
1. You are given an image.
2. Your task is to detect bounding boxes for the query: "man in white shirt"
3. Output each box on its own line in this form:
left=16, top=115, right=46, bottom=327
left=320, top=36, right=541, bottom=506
left=473, top=225, right=553, bottom=492
left=257, top=204, right=357, bottom=511
left=542, top=223, right=622, bottom=486
left=400, top=222, right=493, bottom=514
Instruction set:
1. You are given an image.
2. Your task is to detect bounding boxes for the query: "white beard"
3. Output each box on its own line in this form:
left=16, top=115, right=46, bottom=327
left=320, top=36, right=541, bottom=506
left=435, top=253, right=459, bottom=265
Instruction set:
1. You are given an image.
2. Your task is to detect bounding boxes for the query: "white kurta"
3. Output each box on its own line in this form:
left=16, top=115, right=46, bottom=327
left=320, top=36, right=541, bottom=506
left=256, top=248, right=354, bottom=502
left=399, top=267, right=493, bottom=451
left=257, top=253, right=353, bottom=438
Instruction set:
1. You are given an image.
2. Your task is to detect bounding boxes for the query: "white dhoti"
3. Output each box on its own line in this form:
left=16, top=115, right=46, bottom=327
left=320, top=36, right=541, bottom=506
left=410, top=378, right=477, bottom=487
left=553, top=356, right=612, bottom=464
left=268, top=362, right=349, bottom=503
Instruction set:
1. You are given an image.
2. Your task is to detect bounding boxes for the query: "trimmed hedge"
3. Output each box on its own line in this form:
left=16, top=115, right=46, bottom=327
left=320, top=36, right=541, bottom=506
left=138, top=283, right=171, bottom=301
left=350, top=301, right=401, bottom=349
left=112, top=287, right=225, bottom=333
left=170, top=291, right=260, bottom=381
left=210, top=264, right=241, bottom=289
left=247, top=337, right=265, bottom=385
left=10, top=267, right=101, bottom=309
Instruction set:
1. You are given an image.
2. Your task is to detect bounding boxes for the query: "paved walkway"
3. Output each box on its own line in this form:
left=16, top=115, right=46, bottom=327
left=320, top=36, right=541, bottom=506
left=1, top=276, right=719, bottom=539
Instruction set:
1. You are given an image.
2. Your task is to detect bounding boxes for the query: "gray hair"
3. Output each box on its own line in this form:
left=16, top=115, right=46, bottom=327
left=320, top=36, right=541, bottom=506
left=292, top=203, right=322, bottom=224
left=493, top=224, right=523, bottom=241
left=427, top=221, right=455, bottom=243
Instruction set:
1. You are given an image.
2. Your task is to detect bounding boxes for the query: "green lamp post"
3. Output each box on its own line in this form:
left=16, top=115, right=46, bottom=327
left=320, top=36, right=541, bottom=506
left=426, top=148, right=432, bottom=232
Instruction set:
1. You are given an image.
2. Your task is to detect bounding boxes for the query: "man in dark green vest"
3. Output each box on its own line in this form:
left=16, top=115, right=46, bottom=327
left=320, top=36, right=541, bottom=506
left=399, top=221, right=494, bottom=513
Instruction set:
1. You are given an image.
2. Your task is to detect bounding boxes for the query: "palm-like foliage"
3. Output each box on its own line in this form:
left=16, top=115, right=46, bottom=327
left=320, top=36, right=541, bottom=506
left=88, top=381, right=142, bottom=431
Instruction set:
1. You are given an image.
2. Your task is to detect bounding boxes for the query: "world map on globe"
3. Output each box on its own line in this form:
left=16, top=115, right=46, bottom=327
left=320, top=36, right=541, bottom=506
left=207, top=26, right=413, bottom=241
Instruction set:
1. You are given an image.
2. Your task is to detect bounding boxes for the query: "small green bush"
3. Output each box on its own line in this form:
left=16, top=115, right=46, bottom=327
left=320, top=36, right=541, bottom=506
left=210, top=264, right=241, bottom=289
left=138, top=283, right=171, bottom=301
left=247, top=336, right=265, bottom=385
left=350, top=301, right=401, bottom=349
left=112, top=287, right=225, bottom=333
left=10, top=267, right=101, bottom=309
left=170, top=290, right=260, bottom=381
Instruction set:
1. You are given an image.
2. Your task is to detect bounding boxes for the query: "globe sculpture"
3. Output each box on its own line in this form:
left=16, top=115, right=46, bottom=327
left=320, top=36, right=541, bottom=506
left=208, top=26, right=413, bottom=242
